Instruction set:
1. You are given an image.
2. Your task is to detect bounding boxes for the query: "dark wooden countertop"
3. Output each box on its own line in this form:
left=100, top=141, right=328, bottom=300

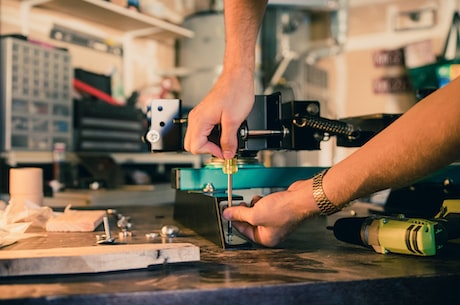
left=1, top=204, right=459, bottom=305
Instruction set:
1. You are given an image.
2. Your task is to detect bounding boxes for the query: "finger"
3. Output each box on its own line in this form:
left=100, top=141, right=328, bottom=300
left=219, top=123, right=239, bottom=160
left=231, top=220, right=279, bottom=247
left=183, top=108, right=199, bottom=152
left=250, top=195, right=263, bottom=207
left=185, top=134, right=222, bottom=157
left=223, top=206, right=258, bottom=243
left=222, top=205, right=251, bottom=223
left=199, top=141, right=223, bottom=159
left=184, top=128, right=191, bottom=152
left=184, top=123, right=224, bottom=158
left=231, top=221, right=257, bottom=243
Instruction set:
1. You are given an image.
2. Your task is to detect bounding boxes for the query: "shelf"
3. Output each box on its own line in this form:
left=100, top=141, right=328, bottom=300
left=110, top=152, right=203, bottom=168
left=269, top=0, right=340, bottom=10
left=1, top=151, right=203, bottom=167
left=22, top=0, right=194, bottom=40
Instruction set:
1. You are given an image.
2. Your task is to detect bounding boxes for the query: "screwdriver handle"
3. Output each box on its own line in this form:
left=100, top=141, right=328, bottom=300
left=223, top=158, right=238, bottom=174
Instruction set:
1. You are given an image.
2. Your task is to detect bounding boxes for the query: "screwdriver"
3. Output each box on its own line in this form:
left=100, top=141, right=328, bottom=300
left=223, top=157, right=238, bottom=242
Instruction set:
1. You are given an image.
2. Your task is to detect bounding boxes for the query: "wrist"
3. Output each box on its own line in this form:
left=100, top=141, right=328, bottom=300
left=286, top=179, right=321, bottom=218
left=216, top=68, right=255, bottom=97
left=221, top=62, right=255, bottom=80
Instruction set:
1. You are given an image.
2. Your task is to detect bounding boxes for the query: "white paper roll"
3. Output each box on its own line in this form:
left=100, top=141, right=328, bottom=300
left=9, top=167, right=43, bottom=196
left=8, top=194, right=44, bottom=207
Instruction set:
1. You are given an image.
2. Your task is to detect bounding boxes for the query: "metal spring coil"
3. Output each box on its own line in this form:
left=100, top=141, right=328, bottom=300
left=293, top=115, right=359, bottom=140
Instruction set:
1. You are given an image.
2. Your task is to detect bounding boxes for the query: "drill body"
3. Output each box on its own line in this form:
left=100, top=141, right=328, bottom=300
left=333, top=215, right=449, bottom=256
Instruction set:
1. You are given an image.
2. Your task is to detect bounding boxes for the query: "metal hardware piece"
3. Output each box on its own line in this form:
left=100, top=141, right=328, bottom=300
left=96, top=216, right=117, bottom=244
left=160, top=225, right=180, bottom=238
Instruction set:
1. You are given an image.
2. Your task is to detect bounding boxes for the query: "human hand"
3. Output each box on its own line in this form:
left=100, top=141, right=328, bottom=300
left=184, top=69, right=255, bottom=159
left=222, top=179, right=321, bottom=247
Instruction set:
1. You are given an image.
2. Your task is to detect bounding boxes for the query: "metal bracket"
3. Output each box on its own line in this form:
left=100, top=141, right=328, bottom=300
left=174, top=190, right=253, bottom=249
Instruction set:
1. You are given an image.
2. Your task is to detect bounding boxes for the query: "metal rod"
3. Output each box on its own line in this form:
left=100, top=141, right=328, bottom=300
left=247, top=130, right=284, bottom=136
left=227, top=172, right=233, bottom=242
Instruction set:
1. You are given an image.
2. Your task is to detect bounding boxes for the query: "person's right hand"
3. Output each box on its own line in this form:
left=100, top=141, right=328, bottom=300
left=184, top=68, right=255, bottom=159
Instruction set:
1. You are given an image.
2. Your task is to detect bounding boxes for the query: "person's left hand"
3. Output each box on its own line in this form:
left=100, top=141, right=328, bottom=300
left=222, top=179, right=321, bottom=247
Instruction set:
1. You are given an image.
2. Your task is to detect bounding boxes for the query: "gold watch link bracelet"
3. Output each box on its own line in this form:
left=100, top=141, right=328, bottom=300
left=312, top=169, right=341, bottom=216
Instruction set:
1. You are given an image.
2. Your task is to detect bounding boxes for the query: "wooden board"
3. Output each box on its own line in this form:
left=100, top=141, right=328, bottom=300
left=46, top=209, right=106, bottom=232
left=0, top=243, right=200, bottom=276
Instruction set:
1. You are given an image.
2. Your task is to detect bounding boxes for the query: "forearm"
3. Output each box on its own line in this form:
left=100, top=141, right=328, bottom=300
left=324, top=76, right=460, bottom=207
left=222, top=0, right=268, bottom=74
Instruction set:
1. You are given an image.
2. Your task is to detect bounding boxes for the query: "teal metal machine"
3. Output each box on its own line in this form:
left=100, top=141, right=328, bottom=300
left=144, top=92, right=459, bottom=249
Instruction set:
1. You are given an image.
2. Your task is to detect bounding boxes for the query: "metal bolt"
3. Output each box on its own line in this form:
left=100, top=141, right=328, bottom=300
left=117, top=216, right=132, bottom=231
left=146, top=130, right=160, bottom=143
left=306, top=103, right=320, bottom=115
left=203, top=182, right=215, bottom=193
left=160, top=225, right=179, bottom=238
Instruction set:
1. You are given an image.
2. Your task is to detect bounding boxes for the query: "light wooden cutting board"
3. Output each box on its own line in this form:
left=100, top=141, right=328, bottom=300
left=46, top=209, right=106, bottom=232
left=0, top=243, right=200, bottom=276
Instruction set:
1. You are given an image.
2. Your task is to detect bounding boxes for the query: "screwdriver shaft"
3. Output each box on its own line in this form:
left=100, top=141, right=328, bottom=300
left=227, top=171, right=233, bottom=240
left=223, top=158, right=237, bottom=243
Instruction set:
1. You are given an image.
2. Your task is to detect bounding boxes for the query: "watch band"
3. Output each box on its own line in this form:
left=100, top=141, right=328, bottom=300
left=312, top=169, right=341, bottom=215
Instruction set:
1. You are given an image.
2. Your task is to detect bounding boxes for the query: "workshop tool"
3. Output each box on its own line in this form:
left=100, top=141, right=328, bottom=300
left=145, top=92, right=397, bottom=153
left=223, top=158, right=238, bottom=242
left=436, top=199, right=460, bottom=240
left=330, top=209, right=460, bottom=256
left=331, top=215, right=448, bottom=256
left=330, top=194, right=460, bottom=256
left=145, top=92, right=460, bottom=249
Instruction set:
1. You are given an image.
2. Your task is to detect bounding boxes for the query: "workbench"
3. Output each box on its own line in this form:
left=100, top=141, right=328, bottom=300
left=0, top=204, right=459, bottom=305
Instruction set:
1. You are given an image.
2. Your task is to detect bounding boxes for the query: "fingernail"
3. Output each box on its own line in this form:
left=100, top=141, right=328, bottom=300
left=223, top=151, right=235, bottom=160
left=222, top=208, right=230, bottom=219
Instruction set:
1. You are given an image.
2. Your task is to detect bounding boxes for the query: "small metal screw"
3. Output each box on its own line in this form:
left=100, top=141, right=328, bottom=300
left=145, top=232, right=159, bottom=241
left=160, top=225, right=179, bottom=238
left=203, top=182, right=215, bottom=193
left=146, top=130, right=160, bottom=143
left=306, top=103, right=320, bottom=115
left=117, top=216, right=132, bottom=231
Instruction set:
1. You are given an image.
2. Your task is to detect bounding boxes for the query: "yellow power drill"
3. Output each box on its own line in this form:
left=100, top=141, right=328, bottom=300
left=331, top=203, right=460, bottom=256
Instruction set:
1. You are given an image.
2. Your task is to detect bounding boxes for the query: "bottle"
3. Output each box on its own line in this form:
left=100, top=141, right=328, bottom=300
left=52, top=142, right=67, bottom=192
